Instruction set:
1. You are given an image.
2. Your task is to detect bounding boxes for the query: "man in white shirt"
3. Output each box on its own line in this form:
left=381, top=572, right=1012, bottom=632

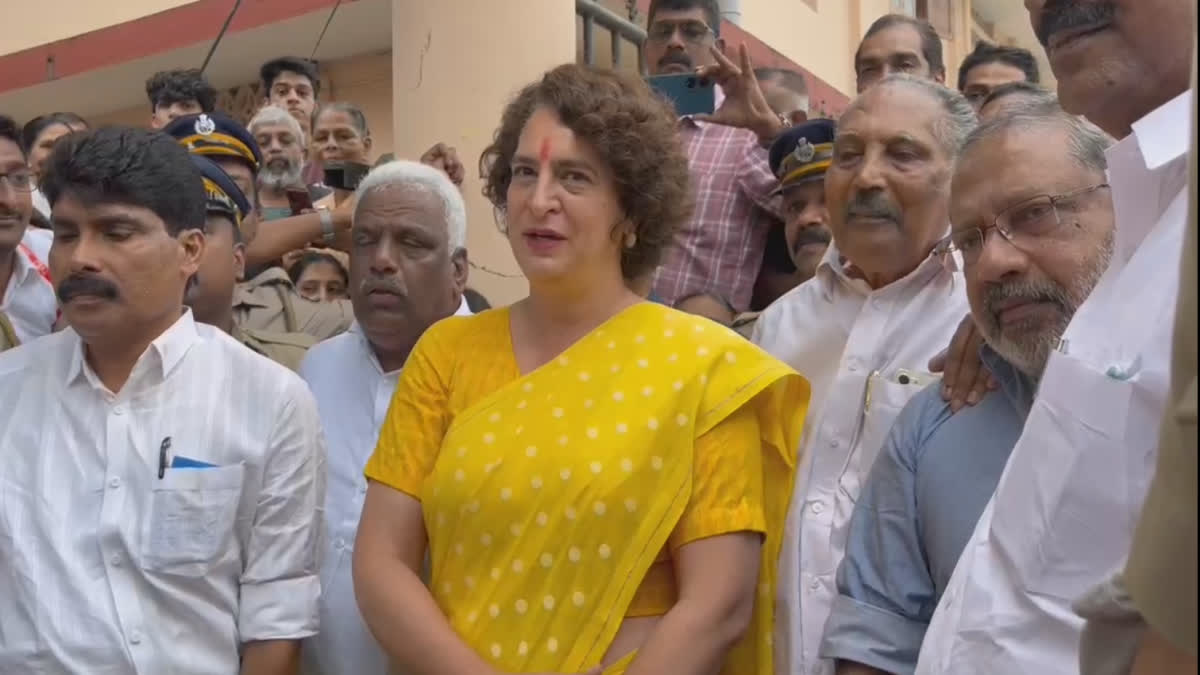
left=299, top=160, right=469, bottom=675
left=754, top=74, right=976, bottom=675
left=915, top=1, right=1195, bottom=673
left=0, top=126, right=325, bottom=675
left=0, top=114, right=56, bottom=349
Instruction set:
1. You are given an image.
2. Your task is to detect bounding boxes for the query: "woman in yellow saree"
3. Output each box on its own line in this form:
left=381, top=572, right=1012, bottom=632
left=353, top=64, right=810, bottom=675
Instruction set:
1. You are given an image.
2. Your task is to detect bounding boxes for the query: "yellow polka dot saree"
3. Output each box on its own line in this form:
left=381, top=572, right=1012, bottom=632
left=366, top=303, right=809, bottom=674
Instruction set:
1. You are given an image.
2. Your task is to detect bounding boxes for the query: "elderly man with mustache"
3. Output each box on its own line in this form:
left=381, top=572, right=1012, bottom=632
left=750, top=74, right=975, bottom=675
left=297, top=159, right=470, bottom=675
left=820, top=101, right=1115, bottom=675
left=914, top=0, right=1196, bottom=674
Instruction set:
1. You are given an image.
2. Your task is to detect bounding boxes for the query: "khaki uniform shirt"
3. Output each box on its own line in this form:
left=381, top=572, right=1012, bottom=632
left=0, top=310, right=18, bottom=352
left=731, top=311, right=759, bottom=339
left=1124, top=77, right=1198, bottom=658
left=230, top=324, right=316, bottom=373
left=233, top=267, right=353, bottom=341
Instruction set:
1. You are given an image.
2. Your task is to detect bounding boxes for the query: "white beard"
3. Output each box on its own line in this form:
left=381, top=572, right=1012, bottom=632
left=258, top=161, right=303, bottom=191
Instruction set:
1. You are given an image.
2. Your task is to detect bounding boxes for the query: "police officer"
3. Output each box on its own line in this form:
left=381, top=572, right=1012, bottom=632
left=733, top=118, right=835, bottom=338
left=188, top=154, right=315, bottom=371
left=164, top=112, right=353, bottom=341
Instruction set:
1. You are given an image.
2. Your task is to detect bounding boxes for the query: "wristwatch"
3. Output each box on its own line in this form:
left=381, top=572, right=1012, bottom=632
left=317, top=206, right=336, bottom=244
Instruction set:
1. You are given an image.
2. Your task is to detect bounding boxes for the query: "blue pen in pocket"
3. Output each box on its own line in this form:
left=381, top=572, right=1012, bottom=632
left=171, top=456, right=217, bottom=469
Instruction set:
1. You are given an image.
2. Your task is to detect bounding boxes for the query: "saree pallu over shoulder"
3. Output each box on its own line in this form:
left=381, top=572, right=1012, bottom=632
left=421, top=304, right=809, bottom=674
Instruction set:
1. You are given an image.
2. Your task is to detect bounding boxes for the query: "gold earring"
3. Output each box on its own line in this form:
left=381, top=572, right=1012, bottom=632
left=624, top=232, right=637, bottom=248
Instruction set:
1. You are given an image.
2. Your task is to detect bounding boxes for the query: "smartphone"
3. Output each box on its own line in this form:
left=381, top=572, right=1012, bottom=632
left=323, top=161, right=371, bottom=192
left=646, top=73, right=716, bottom=117
left=286, top=189, right=314, bottom=215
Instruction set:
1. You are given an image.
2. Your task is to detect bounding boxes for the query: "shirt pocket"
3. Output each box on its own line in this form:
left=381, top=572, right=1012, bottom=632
left=142, top=463, right=245, bottom=576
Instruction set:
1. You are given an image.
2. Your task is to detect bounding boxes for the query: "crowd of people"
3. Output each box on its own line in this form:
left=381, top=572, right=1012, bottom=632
left=0, top=0, right=1194, bottom=674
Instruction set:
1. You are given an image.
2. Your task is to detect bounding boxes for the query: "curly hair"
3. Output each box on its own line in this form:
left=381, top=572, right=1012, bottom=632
left=480, top=64, right=692, bottom=281
left=145, top=69, right=217, bottom=113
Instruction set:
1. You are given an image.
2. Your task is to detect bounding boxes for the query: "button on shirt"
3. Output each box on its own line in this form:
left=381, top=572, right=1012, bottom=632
left=651, top=89, right=782, bottom=312
left=0, top=311, right=326, bottom=674
left=915, top=90, right=1193, bottom=675
left=821, top=348, right=1034, bottom=675
left=1, top=227, right=57, bottom=344
left=299, top=297, right=472, bottom=675
left=752, top=242, right=967, bottom=675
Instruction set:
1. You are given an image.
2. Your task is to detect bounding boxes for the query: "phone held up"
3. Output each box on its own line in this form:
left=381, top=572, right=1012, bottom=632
left=646, top=73, right=716, bottom=117
left=323, top=161, right=371, bottom=193
left=285, top=189, right=314, bottom=216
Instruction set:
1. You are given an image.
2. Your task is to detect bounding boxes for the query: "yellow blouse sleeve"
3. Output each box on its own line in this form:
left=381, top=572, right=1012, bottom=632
left=668, top=403, right=767, bottom=552
left=364, top=322, right=455, bottom=499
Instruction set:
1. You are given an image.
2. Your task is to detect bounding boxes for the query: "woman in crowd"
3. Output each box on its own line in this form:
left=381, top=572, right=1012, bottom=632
left=21, top=112, right=88, bottom=220
left=313, top=102, right=372, bottom=166
left=288, top=250, right=349, bottom=302
left=353, top=63, right=810, bottom=675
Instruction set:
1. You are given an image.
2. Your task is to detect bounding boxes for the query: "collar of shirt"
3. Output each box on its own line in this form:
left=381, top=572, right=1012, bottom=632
left=346, top=296, right=474, bottom=373
left=64, top=309, right=198, bottom=390
left=1106, top=89, right=1193, bottom=263
left=979, top=344, right=1037, bottom=415
left=813, top=236, right=958, bottom=301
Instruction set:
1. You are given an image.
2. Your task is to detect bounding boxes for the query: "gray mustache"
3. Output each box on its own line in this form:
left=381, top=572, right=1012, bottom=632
left=844, top=191, right=902, bottom=223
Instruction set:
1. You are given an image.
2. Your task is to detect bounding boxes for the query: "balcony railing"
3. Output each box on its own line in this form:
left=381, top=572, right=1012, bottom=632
left=576, top=0, right=646, bottom=73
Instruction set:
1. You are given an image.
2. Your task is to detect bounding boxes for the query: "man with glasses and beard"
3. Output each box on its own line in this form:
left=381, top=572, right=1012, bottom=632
left=641, top=0, right=788, bottom=315
left=753, top=75, right=975, bottom=675
left=0, top=126, right=325, bottom=674
left=821, top=103, right=1115, bottom=675
left=914, top=1, right=1195, bottom=673
left=0, top=114, right=56, bottom=351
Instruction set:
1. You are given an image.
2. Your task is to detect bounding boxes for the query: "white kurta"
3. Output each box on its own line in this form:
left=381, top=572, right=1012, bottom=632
left=299, top=297, right=472, bottom=675
left=915, top=89, right=1193, bottom=675
left=753, top=243, right=968, bottom=675
left=0, top=311, right=325, bottom=674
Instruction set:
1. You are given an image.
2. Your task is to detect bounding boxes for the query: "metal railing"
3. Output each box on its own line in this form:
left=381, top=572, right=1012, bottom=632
left=575, top=0, right=646, bottom=72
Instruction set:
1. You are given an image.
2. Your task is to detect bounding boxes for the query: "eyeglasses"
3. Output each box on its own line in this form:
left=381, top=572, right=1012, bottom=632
left=945, top=183, right=1110, bottom=263
left=646, top=20, right=715, bottom=45
left=0, top=169, right=35, bottom=193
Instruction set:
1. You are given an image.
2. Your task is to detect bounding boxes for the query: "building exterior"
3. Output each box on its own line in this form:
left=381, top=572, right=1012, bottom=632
left=0, top=0, right=1047, bottom=306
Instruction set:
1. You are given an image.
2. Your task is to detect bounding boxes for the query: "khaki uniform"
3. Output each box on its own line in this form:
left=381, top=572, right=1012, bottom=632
left=230, top=323, right=316, bottom=372
left=731, top=311, right=760, bottom=339
left=1124, top=76, right=1198, bottom=659
left=233, top=266, right=353, bottom=341
left=0, top=310, right=18, bottom=352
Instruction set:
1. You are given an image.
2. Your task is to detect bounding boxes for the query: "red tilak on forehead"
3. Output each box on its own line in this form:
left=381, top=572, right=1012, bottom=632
left=539, top=138, right=551, bottom=164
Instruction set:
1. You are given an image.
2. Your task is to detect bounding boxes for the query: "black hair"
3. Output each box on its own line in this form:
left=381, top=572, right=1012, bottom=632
left=754, top=68, right=809, bottom=96
left=41, top=126, right=205, bottom=236
left=145, top=69, right=217, bottom=113
left=0, top=115, right=21, bottom=156
left=316, top=102, right=370, bottom=136
left=260, top=57, right=321, bottom=97
left=980, top=80, right=1054, bottom=110
left=957, top=42, right=1039, bottom=91
left=463, top=288, right=492, bottom=312
left=20, top=112, right=88, bottom=155
left=856, top=14, right=945, bottom=79
left=647, top=0, right=722, bottom=36
left=287, top=250, right=348, bottom=287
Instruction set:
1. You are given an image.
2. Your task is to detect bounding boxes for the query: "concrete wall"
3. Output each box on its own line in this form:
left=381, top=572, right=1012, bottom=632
left=0, top=0, right=196, bottom=56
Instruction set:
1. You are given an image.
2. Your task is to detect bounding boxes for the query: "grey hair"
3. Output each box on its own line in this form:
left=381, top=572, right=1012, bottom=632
left=353, top=159, right=468, bottom=253
left=962, top=103, right=1114, bottom=173
left=316, top=102, right=370, bottom=137
left=847, top=73, right=977, bottom=156
left=248, top=104, right=306, bottom=146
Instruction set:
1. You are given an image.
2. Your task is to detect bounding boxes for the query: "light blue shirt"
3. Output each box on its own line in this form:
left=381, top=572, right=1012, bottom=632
left=819, top=347, right=1035, bottom=675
